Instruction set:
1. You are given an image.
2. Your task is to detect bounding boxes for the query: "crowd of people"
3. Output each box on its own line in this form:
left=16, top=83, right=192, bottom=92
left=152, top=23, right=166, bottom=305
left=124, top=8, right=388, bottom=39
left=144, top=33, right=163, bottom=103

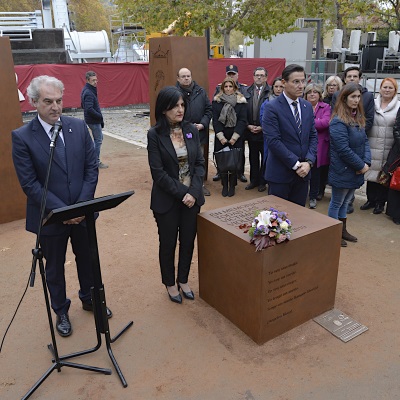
left=147, top=63, right=400, bottom=304
left=11, top=64, right=400, bottom=321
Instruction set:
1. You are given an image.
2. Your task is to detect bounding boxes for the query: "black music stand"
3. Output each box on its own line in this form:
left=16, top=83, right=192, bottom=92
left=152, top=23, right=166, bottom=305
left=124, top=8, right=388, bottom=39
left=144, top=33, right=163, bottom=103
left=23, top=191, right=134, bottom=399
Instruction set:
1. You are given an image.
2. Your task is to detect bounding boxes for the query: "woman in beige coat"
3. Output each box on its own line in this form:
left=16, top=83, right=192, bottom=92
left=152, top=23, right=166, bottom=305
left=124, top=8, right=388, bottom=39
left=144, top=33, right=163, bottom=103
left=361, top=78, right=400, bottom=214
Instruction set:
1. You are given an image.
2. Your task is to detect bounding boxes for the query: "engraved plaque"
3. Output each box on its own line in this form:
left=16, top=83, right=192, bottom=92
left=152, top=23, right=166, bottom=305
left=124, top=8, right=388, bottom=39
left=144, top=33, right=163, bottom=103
left=197, top=195, right=342, bottom=344
left=313, top=308, right=368, bottom=342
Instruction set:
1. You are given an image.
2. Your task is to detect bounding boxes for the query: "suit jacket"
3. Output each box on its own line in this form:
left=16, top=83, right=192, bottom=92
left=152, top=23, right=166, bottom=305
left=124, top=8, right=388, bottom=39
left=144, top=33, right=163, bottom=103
left=245, top=83, right=270, bottom=143
left=147, top=121, right=205, bottom=214
left=12, top=115, right=98, bottom=235
left=262, top=93, right=317, bottom=183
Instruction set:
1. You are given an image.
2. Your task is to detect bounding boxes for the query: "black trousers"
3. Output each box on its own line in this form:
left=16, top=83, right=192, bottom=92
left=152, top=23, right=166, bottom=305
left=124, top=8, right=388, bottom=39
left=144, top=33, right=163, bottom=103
left=309, top=164, right=329, bottom=199
left=153, top=202, right=200, bottom=287
left=366, top=181, right=388, bottom=204
left=386, top=188, right=400, bottom=218
left=248, top=140, right=265, bottom=185
left=239, top=140, right=246, bottom=175
left=40, top=224, right=94, bottom=316
left=268, top=175, right=309, bottom=207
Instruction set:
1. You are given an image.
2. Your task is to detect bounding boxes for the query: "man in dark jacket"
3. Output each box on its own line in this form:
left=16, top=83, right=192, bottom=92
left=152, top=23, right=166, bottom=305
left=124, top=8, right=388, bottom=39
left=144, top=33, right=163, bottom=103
left=176, top=68, right=213, bottom=196
left=331, top=66, right=375, bottom=213
left=245, top=67, right=270, bottom=192
left=81, top=71, right=108, bottom=169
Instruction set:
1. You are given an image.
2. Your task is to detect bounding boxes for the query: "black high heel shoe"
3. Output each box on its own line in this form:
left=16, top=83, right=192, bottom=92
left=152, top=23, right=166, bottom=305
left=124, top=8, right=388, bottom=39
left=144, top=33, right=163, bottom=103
left=165, top=285, right=182, bottom=304
left=177, top=281, right=195, bottom=300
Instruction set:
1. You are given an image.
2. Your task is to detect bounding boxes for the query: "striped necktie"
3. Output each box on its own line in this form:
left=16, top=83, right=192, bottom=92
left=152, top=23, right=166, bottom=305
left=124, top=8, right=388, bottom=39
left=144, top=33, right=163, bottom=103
left=50, top=126, right=67, bottom=169
left=291, top=101, right=301, bottom=133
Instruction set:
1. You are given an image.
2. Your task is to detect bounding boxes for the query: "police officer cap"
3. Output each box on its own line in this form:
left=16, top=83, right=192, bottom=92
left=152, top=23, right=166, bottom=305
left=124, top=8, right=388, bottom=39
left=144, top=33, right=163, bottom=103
left=226, top=64, right=238, bottom=73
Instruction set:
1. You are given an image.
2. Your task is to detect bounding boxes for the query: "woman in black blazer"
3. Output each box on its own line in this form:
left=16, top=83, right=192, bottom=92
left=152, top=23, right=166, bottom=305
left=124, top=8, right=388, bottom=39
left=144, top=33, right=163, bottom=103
left=147, top=86, right=205, bottom=304
left=212, top=77, right=247, bottom=197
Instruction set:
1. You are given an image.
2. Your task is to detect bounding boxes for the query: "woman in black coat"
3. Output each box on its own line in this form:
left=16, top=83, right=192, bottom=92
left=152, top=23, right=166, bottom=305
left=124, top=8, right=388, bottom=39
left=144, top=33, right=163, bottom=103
left=385, top=107, right=400, bottom=224
left=147, top=86, right=205, bottom=304
left=212, top=77, right=247, bottom=197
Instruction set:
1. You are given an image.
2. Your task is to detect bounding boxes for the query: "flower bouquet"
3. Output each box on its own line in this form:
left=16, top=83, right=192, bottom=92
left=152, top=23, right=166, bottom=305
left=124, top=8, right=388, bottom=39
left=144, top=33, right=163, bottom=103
left=240, top=208, right=293, bottom=252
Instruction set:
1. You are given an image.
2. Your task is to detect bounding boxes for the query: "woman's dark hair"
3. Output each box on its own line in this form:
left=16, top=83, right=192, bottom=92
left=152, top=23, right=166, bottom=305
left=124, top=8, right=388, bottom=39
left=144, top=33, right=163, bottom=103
left=332, top=83, right=365, bottom=127
left=154, top=86, right=186, bottom=131
left=272, top=77, right=283, bottom=95
left=272, top=77, right=282, bottom=87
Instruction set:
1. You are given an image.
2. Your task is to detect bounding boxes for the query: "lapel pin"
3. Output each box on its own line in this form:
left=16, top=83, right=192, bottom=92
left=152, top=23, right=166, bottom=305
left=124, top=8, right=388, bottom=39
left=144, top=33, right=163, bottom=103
left=69, top=128, right=72, bottom=132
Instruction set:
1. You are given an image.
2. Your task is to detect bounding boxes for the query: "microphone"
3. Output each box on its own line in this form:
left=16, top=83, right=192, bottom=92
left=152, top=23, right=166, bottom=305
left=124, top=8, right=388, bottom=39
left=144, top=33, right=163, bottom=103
left=50, top=121, right=62, bottom=147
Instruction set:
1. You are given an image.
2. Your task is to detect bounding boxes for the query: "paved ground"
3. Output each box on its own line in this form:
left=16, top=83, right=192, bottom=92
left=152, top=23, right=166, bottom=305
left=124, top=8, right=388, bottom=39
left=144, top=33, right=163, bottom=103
left=1, top=107, right=397, bottom=400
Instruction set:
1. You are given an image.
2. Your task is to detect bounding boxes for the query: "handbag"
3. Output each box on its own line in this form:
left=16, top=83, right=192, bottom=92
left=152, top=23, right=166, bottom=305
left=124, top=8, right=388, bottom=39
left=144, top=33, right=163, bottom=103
left=389, top=167, right=400, bottom=191
left=213, top=146, right=243, bottom=173
left=377, top=170, right=391, bottom=187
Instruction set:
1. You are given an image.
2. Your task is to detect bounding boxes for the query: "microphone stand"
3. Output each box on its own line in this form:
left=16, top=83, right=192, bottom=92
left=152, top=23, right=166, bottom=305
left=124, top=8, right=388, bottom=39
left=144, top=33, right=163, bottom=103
left=22, top=132, right=111, bottom=400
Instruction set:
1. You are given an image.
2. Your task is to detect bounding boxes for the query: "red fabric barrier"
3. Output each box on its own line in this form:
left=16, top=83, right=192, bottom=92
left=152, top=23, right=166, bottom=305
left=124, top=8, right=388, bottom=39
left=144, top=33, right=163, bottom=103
left=15, top=58, right=285, bottom=112
left=15, top=62, right=149, bottom=112
left=207, top=58, right=286, bottom=98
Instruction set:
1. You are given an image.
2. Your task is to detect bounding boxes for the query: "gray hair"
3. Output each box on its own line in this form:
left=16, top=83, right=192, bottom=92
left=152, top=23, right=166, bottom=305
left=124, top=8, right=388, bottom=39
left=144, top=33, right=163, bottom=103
left=322, top=75, right=342, bottom=99
left=26, top=75, right=64, bottom=106
left=304, top=82, right=323, bottom=101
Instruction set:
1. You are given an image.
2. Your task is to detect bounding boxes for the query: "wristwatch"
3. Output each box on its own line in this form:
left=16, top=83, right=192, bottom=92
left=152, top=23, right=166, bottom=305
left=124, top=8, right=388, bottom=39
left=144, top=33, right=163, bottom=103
left=305, top=159, right=314, bottom=168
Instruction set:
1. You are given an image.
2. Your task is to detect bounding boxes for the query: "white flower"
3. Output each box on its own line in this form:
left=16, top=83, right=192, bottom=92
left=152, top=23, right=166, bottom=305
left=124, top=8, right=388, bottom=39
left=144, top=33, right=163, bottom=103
left=256, top=210, right=272, bottom=228
left=280, top=220, right=289, bottom=230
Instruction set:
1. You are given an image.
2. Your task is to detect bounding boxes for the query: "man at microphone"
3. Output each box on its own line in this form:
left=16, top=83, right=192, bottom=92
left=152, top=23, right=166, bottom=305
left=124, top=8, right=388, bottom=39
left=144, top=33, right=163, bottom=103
left=11, top=75, right=112, bottom=338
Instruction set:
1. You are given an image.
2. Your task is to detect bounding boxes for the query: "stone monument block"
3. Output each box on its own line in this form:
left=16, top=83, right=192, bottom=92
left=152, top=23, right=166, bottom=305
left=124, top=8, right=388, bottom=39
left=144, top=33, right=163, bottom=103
left=148, top=36, right=209, bottom=126
left=0, top=37, right=26, bottom=224
left=197, top=196, right=342, bottom=344
left=148, top=36, right=210, bottom=179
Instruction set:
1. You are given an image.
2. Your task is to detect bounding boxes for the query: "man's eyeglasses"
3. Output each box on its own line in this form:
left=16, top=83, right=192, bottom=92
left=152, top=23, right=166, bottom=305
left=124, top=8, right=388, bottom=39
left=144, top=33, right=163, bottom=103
left=254, top=74, right=266, bottom=78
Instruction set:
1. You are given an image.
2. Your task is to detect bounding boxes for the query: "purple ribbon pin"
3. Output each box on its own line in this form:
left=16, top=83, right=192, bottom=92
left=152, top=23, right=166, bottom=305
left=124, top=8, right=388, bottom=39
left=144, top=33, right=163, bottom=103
left=186, top=133, right=192, bottom=139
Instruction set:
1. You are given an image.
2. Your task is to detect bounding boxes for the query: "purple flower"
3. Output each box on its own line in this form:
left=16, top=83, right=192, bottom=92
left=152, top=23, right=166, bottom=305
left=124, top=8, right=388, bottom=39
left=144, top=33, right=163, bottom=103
left=186, top=133, right=192, bottom=139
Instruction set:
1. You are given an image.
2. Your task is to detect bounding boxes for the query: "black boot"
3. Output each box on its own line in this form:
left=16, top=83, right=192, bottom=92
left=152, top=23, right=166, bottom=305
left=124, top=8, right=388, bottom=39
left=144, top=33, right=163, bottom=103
left=228, top=172, right=236, bottom=197
left=339, top=218, right=357, bottom=242
left=373, top=203, right=384, bottom=214
left=221, top=173, right=228, bottom=197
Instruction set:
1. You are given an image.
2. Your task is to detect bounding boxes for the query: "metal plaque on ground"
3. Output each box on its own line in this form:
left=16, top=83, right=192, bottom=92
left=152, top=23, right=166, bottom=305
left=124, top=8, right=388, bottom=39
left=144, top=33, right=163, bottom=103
left=313, top=309, right=368, bottom=342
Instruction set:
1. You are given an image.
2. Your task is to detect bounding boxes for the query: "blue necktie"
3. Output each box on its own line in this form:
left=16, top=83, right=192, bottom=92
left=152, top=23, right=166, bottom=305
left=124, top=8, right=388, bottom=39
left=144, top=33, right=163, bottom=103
left=291, top=101, right=301, bottom=133
left=51, top=126, right=67, bottom=169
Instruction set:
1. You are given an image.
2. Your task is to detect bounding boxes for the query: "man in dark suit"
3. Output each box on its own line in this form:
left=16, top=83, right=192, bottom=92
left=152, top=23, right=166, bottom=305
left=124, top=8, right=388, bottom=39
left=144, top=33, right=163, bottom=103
left=262, top=64, right=317, bottom=206
left=12, top=75, right=111, bottom=337
left=245, top=67, right=270, bottom=192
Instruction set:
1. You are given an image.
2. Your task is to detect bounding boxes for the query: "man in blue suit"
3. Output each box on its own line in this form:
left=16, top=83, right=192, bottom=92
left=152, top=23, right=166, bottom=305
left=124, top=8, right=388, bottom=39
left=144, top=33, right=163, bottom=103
left=262, top=64, right=317, bottom=206
left=12, top=75, right=111, bottom=337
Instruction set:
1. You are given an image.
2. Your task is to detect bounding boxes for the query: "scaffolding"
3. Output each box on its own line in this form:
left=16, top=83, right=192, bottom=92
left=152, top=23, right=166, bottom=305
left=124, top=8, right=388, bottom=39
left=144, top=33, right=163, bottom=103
left=110, top=14, right=147, bottom=62
left=0, top=11, right=42, bottom=40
